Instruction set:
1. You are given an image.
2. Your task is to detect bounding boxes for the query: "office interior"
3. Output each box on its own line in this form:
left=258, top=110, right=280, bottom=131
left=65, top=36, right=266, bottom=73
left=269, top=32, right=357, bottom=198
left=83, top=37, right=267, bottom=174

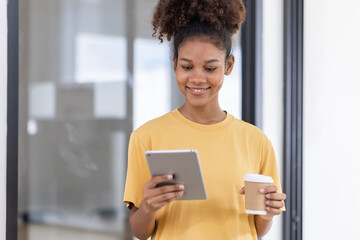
left=1, top=0, right=360, bottom=239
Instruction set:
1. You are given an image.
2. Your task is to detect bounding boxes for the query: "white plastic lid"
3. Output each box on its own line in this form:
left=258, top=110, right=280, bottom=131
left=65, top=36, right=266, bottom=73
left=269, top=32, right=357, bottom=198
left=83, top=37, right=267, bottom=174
left=245, top=209, right=267, bottom=215
left=243, top=174, right=274, bottom=183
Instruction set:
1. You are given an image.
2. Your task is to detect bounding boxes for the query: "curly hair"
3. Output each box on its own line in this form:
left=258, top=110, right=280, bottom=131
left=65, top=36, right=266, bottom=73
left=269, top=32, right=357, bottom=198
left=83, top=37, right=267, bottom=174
left=152, top=0, right=246, bottom=59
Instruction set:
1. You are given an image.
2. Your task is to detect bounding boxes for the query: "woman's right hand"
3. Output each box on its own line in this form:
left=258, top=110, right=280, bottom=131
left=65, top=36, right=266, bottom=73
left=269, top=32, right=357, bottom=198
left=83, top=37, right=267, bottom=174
left=141, top=174, right=184, bottom=214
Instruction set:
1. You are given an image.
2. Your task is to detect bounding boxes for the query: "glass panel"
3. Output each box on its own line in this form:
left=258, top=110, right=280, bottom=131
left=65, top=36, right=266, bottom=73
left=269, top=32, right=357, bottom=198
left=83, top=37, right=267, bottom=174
left=18, top=0, right=243, bottom=239
left=303, top=0, right=360, bottom=239
left=19, top=0, right=132, bottom=239
left=133, top=38, right=171, bottom=129
left=220, top=32, right=242, bottom=119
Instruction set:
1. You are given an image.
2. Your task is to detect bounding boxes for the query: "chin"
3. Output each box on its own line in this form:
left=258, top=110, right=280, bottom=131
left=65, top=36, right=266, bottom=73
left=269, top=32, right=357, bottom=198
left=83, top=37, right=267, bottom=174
left=186, top=101, right=207, bottom=108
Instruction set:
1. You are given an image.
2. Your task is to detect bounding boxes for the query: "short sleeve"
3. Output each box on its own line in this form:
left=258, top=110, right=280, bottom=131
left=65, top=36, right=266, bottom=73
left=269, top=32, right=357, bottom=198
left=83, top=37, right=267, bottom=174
left=259, top=135, right=286, bottom=211
left=123, top=132, right=151, bottom=209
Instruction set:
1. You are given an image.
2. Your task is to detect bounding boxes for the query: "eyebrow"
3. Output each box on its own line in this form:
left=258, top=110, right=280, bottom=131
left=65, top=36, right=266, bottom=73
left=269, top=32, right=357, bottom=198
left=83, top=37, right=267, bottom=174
left=179, top=58, right=220, bottom=63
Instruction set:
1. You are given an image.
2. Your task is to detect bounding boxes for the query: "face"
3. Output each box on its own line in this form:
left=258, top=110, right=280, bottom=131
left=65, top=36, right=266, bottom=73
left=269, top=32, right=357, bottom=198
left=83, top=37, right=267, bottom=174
left=174, top=38, right=234, bottom=110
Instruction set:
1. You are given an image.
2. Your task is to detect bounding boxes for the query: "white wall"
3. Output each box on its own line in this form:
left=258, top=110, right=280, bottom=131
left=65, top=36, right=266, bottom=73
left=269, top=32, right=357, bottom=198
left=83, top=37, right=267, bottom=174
left=304, top=0, right=360, bottom=239
left=0, top=0, right=8, bottom=239
left=262, top=0, right=284, bottom=239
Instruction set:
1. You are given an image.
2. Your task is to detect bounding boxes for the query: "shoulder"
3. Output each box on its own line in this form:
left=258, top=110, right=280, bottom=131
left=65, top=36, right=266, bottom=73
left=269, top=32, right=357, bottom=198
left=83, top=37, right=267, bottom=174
left=230, top=117, right=271, bottom=145
left=232, top=118, right=265, bottom=136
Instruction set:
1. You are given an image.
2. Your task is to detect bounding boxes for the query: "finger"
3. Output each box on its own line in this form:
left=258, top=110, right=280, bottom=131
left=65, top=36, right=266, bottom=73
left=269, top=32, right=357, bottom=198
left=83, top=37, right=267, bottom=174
left=238, top=187, right=245, bottom=195
left=261, top=185, right=277, bottom=194
left=148, top=190, right=184, bottom=210
left=145, top=174, right=173, bottom=189
left=144, top=184, right=183, bottom=200
left=265, top=206, right=283, bottom=216
left=265, top=200, right=285, bottom=209
left=154, top=184, right=185, bottom=196
left=265, top=192, right=287, bottom=201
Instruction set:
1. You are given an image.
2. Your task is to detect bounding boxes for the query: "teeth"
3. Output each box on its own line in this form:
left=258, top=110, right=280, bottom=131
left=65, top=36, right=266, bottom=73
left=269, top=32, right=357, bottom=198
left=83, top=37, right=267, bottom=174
left=192, top=88, right=206, bottom=92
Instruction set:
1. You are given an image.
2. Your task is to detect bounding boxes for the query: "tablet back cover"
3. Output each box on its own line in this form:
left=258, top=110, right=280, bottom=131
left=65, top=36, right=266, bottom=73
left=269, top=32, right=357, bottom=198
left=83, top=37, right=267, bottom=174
left=145, top=149, right=207, bottom=200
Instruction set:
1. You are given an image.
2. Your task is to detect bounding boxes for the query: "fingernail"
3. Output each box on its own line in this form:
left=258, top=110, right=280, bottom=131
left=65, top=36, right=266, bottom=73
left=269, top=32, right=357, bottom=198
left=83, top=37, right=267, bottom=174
left=265, top=200, right=270, bottom=205
left=178, top=191, right=184, bottom=196
left=166, top=175, right=173, bottom=179
left=266, top=194, right=270, bottom=198
left=259, top=188, right=265, bottom=193
left=266, top=207, right=270, bottom=211
left=178, top=185, right=184, bottom=190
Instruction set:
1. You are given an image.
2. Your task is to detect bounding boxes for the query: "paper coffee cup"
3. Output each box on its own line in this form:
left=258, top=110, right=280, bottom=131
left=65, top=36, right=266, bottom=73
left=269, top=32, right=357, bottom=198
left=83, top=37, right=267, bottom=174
left=244, top=174, right=274, bottom=215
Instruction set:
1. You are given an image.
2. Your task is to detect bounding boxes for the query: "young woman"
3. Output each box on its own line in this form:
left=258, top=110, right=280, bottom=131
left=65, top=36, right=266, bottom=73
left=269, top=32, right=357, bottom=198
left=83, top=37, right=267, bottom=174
left=123, top=0, right=286, bottom=239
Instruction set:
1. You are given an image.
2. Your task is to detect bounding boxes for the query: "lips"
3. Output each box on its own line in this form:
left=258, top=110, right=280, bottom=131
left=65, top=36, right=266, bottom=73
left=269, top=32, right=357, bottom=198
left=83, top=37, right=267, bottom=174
left=186, top=87, right=210, bottom=95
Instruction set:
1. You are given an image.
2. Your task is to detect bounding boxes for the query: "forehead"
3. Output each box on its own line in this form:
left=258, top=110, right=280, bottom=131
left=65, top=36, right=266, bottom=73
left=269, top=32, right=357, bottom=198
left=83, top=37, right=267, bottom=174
left=178, top=38, right=226, bottom=60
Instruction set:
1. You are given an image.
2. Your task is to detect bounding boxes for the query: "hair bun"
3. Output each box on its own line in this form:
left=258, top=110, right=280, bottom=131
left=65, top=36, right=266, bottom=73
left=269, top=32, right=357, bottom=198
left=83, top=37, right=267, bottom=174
left=152, top=0, right=246, bottom=42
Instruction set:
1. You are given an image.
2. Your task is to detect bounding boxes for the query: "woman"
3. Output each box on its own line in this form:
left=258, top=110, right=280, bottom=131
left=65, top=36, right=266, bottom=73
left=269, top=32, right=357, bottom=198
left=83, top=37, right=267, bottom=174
left=123, top=0, right=286, bottom=239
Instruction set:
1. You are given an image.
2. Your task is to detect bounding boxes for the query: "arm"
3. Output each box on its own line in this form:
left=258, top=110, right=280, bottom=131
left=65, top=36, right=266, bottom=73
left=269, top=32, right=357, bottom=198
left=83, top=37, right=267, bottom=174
left=129, top=205, right=156, bottom=240
left=129, top=174, right=184, bottom=240
left=239, top=186, right=286, bottom=238
left=254, top=215, right=273, bottom=237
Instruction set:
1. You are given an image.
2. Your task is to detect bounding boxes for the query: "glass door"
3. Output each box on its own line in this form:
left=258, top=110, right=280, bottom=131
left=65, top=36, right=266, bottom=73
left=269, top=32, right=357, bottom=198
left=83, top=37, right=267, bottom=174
left=18, top=0, right=242, bottom=239
left=18, top=0, right=132, bottom=239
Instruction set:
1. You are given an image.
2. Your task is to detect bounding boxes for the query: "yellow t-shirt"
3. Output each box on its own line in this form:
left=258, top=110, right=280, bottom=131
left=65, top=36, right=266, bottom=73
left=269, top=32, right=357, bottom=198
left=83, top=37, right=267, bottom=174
left=123, top=109, right=283, bottom=240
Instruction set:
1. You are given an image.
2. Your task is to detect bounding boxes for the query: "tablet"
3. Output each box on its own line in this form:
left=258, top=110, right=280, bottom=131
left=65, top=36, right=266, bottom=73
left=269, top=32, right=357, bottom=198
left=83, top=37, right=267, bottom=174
left=145, top=149, right=207, bottom=200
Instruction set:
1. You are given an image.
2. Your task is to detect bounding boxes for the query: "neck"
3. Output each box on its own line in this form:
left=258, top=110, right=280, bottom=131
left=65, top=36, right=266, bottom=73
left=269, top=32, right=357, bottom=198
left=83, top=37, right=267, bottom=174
left=178, top=104, right=226, bottom=125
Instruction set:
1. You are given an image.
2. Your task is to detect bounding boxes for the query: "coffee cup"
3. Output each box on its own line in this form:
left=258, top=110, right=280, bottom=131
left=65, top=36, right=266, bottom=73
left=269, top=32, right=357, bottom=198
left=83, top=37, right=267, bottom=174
left=243, top=174, right=274, bottom=215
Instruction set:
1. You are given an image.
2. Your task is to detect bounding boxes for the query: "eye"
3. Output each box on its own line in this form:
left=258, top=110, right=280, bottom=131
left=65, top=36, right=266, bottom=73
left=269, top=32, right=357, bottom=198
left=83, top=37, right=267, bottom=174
left=181, top=65, right=193, bottom=71
left=205, top=67, right=217, bottom=72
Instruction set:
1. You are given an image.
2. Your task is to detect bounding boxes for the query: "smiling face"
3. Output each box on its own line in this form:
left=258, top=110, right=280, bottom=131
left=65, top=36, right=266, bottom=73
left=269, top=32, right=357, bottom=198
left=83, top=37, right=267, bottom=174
left=174, top=38, right=234, bottom=111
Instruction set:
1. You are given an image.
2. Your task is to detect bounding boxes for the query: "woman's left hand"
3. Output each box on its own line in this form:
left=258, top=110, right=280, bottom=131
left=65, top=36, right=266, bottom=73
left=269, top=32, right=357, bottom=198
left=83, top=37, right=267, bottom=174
left=260, top=185, right=286, bottom=219
left=239, top=186, right=286, bottom=220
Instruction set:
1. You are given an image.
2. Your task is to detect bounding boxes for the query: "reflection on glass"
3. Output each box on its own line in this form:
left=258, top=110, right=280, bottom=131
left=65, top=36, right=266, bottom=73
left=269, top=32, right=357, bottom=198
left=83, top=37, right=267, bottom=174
left=134, top=38, right=171, bottom=129
left=18, top=0, right=242, bottom=239
left=28, top=82, right=56, bottom=119
left=75, top=33, right=127, bottom=83
left=19, top=0, right=132, bottom=239
left=219, top=39, right=242, bottom=119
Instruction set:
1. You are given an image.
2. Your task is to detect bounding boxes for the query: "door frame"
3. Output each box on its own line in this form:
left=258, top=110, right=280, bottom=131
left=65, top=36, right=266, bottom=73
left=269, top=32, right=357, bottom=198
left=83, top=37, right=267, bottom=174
left=283, top=0, right=304, bottom=239
left=7, top=0, right=19, bottom=239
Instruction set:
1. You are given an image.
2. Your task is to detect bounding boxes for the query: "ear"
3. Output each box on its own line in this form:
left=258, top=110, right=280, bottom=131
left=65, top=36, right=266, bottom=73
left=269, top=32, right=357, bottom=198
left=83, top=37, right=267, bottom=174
left=225, top=55, right=235, bottom=75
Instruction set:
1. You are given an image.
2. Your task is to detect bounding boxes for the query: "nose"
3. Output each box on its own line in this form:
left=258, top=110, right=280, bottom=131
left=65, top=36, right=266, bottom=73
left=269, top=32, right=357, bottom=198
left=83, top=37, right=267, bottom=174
left=189, top=69, right=206, bottom=84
